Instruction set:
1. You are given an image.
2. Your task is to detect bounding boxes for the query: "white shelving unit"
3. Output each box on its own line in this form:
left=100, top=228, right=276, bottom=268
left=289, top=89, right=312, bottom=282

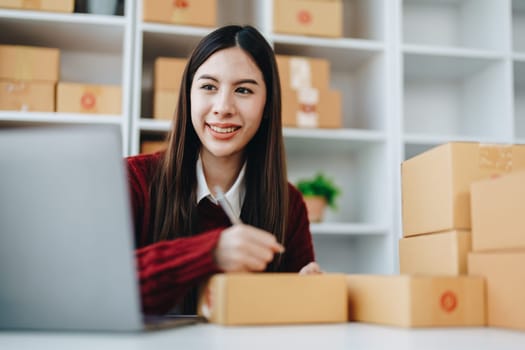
left=0, top=3, right=134, bottom=154
left=3, top=0, right=524, bottom=274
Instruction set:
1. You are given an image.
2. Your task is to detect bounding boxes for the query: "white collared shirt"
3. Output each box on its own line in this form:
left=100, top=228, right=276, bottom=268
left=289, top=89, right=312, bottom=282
left=196, top=157, right=246, bottom=220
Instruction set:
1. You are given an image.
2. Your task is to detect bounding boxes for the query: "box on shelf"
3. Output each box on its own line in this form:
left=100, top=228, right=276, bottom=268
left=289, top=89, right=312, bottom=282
left=197, top=273, right=348, bottom=325
left=471, top=170, right=525, bottom=252
left=399, top=230, right=471, bottom=276
left=153, top=90, right=177, bottom=121
left=0, top=0, right=73, bottom=12
left=56, top=82, right=121, bottom=114
left=154, top=57, right=186, bottom=91
left=153, top=57, right=186, bottom=120
left=276, top=55, right=341, bottom=128
left=0, top=80, right=55, bottom=112
left=401, top=142, right=525, bottom=237
left=273, top=0, right=343, bottom=38
left=347, top=274, right=485, bottom=328
left=142, top=0, right=216, bottom=27
left=0, top=45, right=59, bottom=82
left=281, top=87, right=342, bottom=128
left=469, top=252, right=525, bottom=331
left=276, top=54, right=330, bottom=91
left=141, top=140, right=168, bottom=154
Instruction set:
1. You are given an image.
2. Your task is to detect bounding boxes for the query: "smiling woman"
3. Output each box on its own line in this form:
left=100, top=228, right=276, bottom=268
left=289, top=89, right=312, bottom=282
left=125, top=25, right=320, bottom=316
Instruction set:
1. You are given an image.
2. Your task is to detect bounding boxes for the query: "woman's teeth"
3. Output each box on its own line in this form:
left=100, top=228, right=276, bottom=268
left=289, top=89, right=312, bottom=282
left=209, top=125, right=238, bottom=133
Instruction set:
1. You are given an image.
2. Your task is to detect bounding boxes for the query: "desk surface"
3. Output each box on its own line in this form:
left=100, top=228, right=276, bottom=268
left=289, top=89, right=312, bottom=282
left=1, top=323, right=524, bottom=350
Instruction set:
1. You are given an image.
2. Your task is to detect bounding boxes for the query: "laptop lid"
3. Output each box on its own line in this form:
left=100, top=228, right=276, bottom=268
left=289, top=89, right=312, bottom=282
left=0, top=126, right=144, bottom=332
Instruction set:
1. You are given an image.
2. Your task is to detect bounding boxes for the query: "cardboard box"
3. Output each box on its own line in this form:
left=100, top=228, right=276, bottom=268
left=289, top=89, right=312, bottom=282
left=142, top=0, right=217, bottom=27
left=153, top=90, right=177, bottom=120
left=141, top=141, right=168, bottom=154
left=469, top=252, right=525, bottom=331
left=273, top=0, right=343, bottom=38
left=154, top=57, right=186, bottom=91
left=197, top=273, right=348, bottom=325
left=399, top=230, right=471, bottom=276
left=0, top=0, right=73, bottom=12
left=471, top=171, right=525, bottom=252
left=281, top=87, right=342, bottom=128
left=347, top=274, right=485, bottom=328
left=276, top=54, right=330, bottom=91
left=56, top=82, right=121, bottom=114
left=0, top=45, right=60, bottom=82
left=401, top=142, right=525, bottom=237
left=0, top=80, right=55, bottom=112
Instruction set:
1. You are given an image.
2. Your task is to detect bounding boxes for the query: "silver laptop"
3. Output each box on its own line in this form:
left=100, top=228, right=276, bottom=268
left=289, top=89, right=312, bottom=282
left=0, top=126, right=200, bottom=331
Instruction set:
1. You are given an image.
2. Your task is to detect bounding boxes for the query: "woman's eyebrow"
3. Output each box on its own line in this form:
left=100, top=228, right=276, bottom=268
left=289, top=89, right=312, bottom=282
left=197, top=74, right=260, bottom=86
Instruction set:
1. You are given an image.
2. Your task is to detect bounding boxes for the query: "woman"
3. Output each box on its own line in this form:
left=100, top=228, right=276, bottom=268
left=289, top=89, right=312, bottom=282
left=127, top=25, right=320, bottom=315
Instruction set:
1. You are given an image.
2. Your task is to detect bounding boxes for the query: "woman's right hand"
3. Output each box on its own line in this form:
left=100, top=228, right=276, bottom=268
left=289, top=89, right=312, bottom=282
left=213, top=224, right=285, bottom=272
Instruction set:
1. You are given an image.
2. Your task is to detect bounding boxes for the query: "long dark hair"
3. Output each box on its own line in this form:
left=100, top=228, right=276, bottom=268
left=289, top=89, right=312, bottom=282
left=149, top=25, right=288, bottom=269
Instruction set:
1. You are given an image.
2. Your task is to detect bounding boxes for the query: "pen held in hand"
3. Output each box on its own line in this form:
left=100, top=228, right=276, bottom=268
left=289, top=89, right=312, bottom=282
left=214, top=186, right=242, bottom=225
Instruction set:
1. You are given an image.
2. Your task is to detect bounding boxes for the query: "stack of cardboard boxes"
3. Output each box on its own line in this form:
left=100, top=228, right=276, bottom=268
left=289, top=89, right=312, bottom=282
left=277, top=54, right=342, bottom=129
left=397, top=142, right=525, bottom=330
left=469, top=170, right=525, bottom=330
left=0, top=44, right=122, bottom=115
left=0, top=45, right=59, bottom=112
left=152, top=57, right=186, bottom=121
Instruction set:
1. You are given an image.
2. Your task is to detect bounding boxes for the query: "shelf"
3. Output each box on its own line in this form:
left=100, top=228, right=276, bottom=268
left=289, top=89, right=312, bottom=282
left=403, top=44, right=506, bottom=60
left=403, top=52, right=511, bottom=140
left=0, top=112, right=122, bottom=126
left=310, top=223, right=388, bottom=236
left=0, top=10, right=126, bottom=53
left=403, top=133, right=510, bottom=145
left=514, top=60, right=525, bottom=139
left=403, top=0, right=508, bottom=51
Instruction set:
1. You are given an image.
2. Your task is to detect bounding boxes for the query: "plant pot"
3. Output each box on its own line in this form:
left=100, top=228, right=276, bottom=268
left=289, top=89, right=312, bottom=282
left=303, top=195, right=327, bottom=223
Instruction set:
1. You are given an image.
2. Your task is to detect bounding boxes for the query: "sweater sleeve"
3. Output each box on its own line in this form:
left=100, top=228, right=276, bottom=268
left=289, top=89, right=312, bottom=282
left=281, top=184, right=315, bottom=272
left=126, top=154, right=222, bottom=315
left=135, top=230, right=222, bottom=315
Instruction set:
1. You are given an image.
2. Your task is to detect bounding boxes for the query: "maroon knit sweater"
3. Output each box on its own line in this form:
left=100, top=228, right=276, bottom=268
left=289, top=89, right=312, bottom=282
left=126, top=152, right=315, bottom=315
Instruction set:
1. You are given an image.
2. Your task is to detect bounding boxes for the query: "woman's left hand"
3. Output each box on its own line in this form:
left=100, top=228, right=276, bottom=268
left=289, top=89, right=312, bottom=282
left=299, top=261, right=323, bottom=275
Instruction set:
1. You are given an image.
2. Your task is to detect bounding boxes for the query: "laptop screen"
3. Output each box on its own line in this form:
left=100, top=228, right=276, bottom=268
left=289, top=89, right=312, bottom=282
left=0, top=126, right=143, bottom=331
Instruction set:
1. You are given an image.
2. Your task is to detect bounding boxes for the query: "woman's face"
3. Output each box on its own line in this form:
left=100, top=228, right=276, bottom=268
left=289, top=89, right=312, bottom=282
left=190, top=46, right=267, bottom=164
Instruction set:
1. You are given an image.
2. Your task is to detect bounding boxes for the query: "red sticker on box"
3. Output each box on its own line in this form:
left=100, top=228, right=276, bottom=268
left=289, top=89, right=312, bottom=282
left=81, top=92, right=96, bottom=110
left=173, top=0, right=188, bottom=9
left=440, top=290, right=457, bottom=313
left=297, top=10, right=312, bottom=24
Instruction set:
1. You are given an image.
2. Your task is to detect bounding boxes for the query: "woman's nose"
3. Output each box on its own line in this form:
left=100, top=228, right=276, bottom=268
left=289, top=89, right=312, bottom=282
left=213, top=90, right=235, bottom=117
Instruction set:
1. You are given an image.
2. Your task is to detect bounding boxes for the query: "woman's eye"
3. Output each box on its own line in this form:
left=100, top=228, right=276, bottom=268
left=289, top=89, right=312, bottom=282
left=200, top=84, right=216, bottom=91
left=236, top=87, right=253, bottom=94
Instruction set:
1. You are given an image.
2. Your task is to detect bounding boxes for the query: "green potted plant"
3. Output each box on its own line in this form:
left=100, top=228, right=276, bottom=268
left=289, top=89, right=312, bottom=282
left=296, top=173, right=341, bottom=222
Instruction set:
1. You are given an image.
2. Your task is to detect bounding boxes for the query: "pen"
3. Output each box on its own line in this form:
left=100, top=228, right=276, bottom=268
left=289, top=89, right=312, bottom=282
left=214, top=186, right=242, bottom=225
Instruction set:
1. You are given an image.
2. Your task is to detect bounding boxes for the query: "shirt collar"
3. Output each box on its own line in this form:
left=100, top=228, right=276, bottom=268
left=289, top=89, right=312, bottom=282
left=196, top=157, right=246, bottom=219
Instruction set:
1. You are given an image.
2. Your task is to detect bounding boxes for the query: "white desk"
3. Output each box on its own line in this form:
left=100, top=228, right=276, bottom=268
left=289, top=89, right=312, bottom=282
left=1, top=323, right=524, bottom=350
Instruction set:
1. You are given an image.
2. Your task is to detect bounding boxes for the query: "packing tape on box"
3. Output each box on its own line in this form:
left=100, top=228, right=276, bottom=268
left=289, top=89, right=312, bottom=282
left=479, top=143, right=513, bottom=173
left=296, top=87, right=319, bottom=128
left=289, top=57, right=312, bottom=89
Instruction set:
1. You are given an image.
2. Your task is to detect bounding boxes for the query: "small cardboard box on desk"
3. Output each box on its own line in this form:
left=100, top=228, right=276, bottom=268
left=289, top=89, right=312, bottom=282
left=468, top=170, right=525, bottom=331
left=197, top=273, right=348, bottom=325
left=0, top=44, right=59, bottom=112
left=346, top=275, right=485, bottom=328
